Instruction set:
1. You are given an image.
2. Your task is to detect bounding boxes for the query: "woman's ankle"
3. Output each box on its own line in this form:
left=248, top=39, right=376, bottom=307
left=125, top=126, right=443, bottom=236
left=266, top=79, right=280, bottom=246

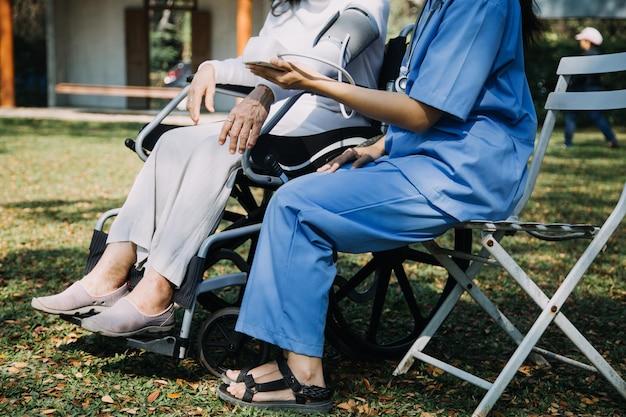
left=81, top=270, right=127, bottom=295
left=125, top=268, right=174, bottom=314
left=81, top=242, right=135, bottom=294
left=286, top=353, right=325, bottom=387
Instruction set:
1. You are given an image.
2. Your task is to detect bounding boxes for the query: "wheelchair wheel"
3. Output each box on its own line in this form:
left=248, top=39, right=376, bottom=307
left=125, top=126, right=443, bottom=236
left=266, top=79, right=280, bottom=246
left=196, top=248, right=250, bottom=312
left=326, top=230, right=471, bottom=360
left=196, top=307, right=270, bottom=378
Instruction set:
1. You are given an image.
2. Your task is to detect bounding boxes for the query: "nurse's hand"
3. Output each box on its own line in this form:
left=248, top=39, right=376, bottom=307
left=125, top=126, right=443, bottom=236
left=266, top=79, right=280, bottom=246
left=247, top=58, right=331, bottom=91
left=218, top=85, right=275, bottom=154
left=318, top=135, right=386, bottom=173
left=187, top=63, right=217, bottom=124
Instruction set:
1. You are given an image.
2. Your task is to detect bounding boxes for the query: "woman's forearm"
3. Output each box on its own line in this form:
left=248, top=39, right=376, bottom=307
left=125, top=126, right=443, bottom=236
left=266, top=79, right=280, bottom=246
left=307, top=79, right=441, bottom=132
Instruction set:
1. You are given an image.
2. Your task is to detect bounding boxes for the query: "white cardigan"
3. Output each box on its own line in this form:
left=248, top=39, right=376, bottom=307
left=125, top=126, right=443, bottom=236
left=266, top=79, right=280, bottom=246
left=201, top=0, right=389, bottom=136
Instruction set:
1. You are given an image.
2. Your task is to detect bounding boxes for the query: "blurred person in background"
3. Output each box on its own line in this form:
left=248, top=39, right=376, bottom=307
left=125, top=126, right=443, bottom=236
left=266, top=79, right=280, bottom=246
left=564, top=27, right=619, bottom=149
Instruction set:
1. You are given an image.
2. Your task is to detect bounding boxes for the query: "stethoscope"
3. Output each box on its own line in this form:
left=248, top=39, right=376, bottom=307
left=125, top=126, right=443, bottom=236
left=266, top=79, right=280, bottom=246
left=395, top=0, right=445, bottom=93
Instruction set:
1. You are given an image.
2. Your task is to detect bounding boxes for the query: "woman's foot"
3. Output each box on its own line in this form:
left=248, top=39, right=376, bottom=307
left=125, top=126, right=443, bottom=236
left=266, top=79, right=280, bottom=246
left=80, top=267, right=176, bottom=337
left=31, top=242, right=136, bottom=316
left=221, top=353, right=330, bottom=411
left=31, top=282, right=129, bottom=316
left=80, top=298, right=175, bottom=337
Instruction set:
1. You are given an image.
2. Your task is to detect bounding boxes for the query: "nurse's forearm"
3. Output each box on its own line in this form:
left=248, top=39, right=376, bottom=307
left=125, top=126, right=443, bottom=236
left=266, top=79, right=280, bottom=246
left=308, top=79, right=441, bottom=132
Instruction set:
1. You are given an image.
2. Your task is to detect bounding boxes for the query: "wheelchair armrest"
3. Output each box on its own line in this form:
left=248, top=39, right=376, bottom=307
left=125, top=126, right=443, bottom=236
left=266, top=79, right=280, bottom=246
left=196, top=223, right=262, bottom=258
left=134, top=85, right=191, bottom=161
left=216, top=84, right=255, bottom=97
left=187, top=74, right=255, bottom=98
left=240, top=93, right=306, bottom=187
left=133, top=82, right=255, bottom=161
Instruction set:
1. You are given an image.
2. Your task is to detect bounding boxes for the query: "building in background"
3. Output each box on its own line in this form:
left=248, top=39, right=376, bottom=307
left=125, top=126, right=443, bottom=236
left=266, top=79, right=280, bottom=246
left=1, top=0, right=625, bottom=111
left=0, top=0, right=269, bottom=111
left=46, top=0, right=270, bottom=110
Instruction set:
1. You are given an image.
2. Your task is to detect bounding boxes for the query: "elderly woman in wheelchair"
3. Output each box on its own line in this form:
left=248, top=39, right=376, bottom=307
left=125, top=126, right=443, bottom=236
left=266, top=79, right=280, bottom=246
left=211, top=0, right=544, bottom=412
left=31, top=0, right=389, bottom=333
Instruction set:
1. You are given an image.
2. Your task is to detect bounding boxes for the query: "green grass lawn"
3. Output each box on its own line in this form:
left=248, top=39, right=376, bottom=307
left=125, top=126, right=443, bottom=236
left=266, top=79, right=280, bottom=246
left=0, top=118, right=624, bottom=417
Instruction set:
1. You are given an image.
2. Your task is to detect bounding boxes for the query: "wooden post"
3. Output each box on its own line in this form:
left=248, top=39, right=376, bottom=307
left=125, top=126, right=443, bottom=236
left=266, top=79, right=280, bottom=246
left=0, top=0, right=15, bottom=107
left=236, top=0, right=253, bottom=55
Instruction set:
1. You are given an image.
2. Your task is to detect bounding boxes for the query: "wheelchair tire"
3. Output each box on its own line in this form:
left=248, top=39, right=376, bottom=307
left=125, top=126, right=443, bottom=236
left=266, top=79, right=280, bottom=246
left=325, top=230, right=471, bottom=360
left=196, top=307, right=270, bottom=378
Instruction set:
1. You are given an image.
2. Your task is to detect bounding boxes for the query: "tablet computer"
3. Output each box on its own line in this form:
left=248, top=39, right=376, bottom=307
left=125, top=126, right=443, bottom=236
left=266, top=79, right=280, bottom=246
left=244, top=61, right=287, bottom=71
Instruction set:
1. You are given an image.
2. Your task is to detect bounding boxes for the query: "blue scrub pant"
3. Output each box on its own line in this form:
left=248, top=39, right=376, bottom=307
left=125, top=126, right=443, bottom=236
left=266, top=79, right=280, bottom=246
left=235, top=161, right=457, bottom=357
left=564, top=110, right=618, bottom=146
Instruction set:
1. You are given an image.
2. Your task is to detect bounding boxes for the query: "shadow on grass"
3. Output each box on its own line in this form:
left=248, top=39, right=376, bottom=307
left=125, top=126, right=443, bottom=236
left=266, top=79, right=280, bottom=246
left=529, top=190, right=622, bottom=223
left=2, top=198, right=123, bottom=224
left=0, top=247, right=85, bottom=289
left=540, top=160, right=625, bottom=183
left=2, top=240, right=624, bottom=415
left=326, top=290, right=625, bottom=415
left=56, top=334, right=204, bottom=380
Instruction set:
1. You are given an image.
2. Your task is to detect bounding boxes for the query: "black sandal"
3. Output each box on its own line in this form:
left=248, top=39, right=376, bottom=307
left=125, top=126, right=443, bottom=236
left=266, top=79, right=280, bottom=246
left=218, top=356, right=333, bottom=413
left=220, top=366, right=252, bottom=385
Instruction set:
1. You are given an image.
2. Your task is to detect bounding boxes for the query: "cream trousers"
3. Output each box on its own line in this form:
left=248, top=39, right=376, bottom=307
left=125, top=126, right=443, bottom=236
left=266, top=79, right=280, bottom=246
left=107, top=123, right=241, bottom=287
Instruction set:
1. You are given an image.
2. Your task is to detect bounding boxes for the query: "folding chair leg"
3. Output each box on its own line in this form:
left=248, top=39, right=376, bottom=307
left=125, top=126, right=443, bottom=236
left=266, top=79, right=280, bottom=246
left=483, top=235, right=626, bottom=399
left=395, top=282, right=465, bottom=375
left=473, top=278, right=624, bottom=416
left=424, top=241, right=549, bottom=367
left=474, top=195, right=626, bottom=416
left=396, top=238, right=493, bottom=375
left=396, top=241, right=549, bottom=377
left=472, top=298, right=562, bottom=416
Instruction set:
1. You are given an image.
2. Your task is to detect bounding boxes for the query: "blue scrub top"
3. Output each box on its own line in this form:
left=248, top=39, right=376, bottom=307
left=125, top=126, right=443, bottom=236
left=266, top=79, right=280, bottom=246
left=383, top=0, right=537, bottom=221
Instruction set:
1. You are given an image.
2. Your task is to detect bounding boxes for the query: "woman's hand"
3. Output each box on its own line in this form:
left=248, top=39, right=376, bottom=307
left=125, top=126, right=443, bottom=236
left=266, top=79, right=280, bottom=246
left=318, top=135, right=386, bottom=173
left=218, top=85, right=275, bottom=154
left=247, top=58, right=332, bottom=92
left=187, top=64, right=217, bottom=124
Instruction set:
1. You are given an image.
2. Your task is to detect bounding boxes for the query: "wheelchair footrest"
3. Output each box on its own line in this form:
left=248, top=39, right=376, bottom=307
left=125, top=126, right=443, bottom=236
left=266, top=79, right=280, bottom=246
left=127, top=335, right=182, bottom=358
left=59, top=314, right=84, bottom=326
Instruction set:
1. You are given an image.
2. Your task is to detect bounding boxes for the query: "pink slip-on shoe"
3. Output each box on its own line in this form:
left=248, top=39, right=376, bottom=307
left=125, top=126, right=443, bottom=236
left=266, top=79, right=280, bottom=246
left=80, top=298, right=175, bottom=337
left=31, top=282, right=129, bottom=316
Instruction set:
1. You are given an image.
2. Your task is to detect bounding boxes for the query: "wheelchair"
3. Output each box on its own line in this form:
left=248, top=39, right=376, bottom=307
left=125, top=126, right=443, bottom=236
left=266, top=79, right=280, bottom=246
left=67, top=25, right=473, bottom=378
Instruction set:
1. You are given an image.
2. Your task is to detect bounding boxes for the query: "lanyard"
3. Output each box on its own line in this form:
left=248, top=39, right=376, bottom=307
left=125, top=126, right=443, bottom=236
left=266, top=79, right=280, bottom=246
left=395, top=0, right=444, bottom=93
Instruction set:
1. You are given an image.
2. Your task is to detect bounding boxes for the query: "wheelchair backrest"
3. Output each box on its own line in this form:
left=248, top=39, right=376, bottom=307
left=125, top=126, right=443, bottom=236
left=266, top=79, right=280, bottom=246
left=377, top=25, right=414, bottom=91
left=512, top=51, right=626, bottom=218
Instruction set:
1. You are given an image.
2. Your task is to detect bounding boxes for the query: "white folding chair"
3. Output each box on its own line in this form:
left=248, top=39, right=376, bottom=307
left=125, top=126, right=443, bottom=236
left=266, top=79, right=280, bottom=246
left=394, top=52, right=626, bottom=416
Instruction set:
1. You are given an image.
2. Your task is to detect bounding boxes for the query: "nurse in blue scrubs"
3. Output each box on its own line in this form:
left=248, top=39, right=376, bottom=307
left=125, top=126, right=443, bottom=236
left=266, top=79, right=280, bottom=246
left=218, top=0, right=543, bottom=412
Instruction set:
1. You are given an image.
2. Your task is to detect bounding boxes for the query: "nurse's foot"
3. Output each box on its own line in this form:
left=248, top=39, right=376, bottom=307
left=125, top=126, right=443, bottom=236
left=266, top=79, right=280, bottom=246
left=81, top=242, right=136, bottom=296
left=225, top=360, right=279, bottom=383
left=125, top=267, right=174, bottom=315
left=226, top=353, right=326, bottom=403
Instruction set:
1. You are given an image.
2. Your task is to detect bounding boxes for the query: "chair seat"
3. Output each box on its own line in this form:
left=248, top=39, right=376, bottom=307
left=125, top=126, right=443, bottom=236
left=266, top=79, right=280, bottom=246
left=459, top=220, right=599, bottom=238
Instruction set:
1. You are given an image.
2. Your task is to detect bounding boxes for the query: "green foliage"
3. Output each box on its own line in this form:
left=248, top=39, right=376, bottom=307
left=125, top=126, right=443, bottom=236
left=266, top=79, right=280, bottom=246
left=388, top=0, right=421, bottom=40
left=149, top=9, right=191, bottom=73
left=526, top=19, right=626, bottom=124
left=150, top=28, right=184, bottom=72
